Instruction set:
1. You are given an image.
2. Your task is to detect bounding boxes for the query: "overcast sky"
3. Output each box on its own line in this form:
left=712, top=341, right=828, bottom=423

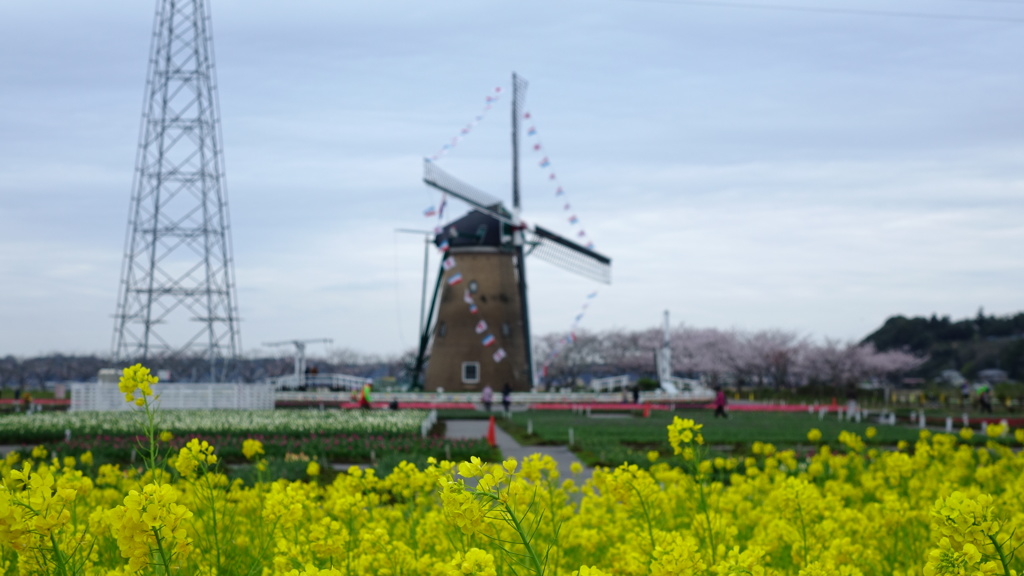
left=1, top=0, right=1022, bottom=360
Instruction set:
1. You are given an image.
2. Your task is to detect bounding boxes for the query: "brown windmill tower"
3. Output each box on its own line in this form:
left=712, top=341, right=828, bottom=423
left=411, top=73, right=612, bottom=392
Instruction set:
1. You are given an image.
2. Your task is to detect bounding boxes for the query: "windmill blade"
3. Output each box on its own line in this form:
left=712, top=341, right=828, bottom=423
left=530, top=225, right=612, bottom=284
left=423, top=159, right=506, bottom=214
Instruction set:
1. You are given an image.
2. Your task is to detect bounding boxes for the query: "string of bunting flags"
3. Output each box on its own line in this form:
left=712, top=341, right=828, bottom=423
left=540, top=291, right=598, bottom=378
left=423, top=86, right=503, bottom=225
left=429, top=86, right=503, bottom=162
left=523, top=109, right=604, bottom=380
left=521, top=110, right=595, bottom=251
left=435, top=231, right=508, bottom=364
left=421, top=85, right=511, bottom=364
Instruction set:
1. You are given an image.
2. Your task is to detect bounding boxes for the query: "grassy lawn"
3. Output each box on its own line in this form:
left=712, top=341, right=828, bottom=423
left=497, top=409, right=930, bottom=468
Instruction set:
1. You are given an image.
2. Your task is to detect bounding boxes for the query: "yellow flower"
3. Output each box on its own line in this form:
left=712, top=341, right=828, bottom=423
left=306, top=461, right=321, bottom=477
left=807, top=428, right=822, bottom=443
left=959, top=427, right=974, bottom=441
left=449, top=548, right=497, bottom=576
left=865, top=426, right=877, bottom=439
left=571, top=461, right=583, bottom=475
left=502, top=457, right=518, bottom=474
left=439, top=480, right=487, bottom=535
left=107, top=483, right=192, bottom=572
left=174, top=438, right=218, bottom=479
left=457, top=456, right=484, bottom=478
left=242, top=438, right=265, bottom=460
left=1015, top=428, right=1024, bottom=444
left=159, top=431, right=173, bottom=442
left=30, top=446, right=47, bottom=460
left=79, top=451, right=93, bottom=467
left=647, top=450, right=660, bottom=463
left=118, top=363, right=158, bottom=405
left=667, top=416, right=704, bottom=455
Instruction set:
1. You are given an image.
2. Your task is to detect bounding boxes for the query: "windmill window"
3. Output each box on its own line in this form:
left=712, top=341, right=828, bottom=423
left=501, top=322, right=510, bottom=337
left=438, top=322, right=447, bottom=338
left=462, top=362, right=480, bottom=384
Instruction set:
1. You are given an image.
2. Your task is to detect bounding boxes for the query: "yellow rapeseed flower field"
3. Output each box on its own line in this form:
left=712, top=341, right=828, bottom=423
left=0, top=366, right=1021, bottom=575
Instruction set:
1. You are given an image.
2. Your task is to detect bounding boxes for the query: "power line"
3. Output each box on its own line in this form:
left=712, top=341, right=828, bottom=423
left=947, top=0, right=1024, bottom=5
left=625, top=0, right=1024, bottom=24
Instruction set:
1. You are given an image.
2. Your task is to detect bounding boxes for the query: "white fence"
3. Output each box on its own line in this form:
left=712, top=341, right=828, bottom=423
left=70, top=382, right=275, bottom=412
left=590, top=375, right=631, bottom=393
left=269, top=373, right=373, bottom=390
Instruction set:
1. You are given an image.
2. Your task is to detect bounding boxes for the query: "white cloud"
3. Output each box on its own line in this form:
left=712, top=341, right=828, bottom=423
left=1, top=0, right=1022, bottom=357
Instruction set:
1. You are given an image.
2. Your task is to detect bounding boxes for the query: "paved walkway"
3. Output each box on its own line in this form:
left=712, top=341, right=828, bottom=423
left=445, top=419, right=593, bottom=484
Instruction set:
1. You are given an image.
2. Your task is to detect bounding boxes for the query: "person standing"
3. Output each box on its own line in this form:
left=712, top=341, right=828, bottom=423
left=481, top=385, right=494, bottom=412
left=501, top=383, right=512, bottom=415
left=359, top=383, right=372, bottom=409
left=713, top=386, right=728, bottom=418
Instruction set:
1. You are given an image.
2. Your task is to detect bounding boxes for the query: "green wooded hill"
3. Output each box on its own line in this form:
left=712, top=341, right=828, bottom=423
left=862, top=311, right=1024, bottom=382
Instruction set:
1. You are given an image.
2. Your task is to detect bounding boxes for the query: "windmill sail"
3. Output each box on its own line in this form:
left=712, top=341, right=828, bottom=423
left=423, top=160, right=508, bottom=217
left=531, top=225, right=612, bottom=284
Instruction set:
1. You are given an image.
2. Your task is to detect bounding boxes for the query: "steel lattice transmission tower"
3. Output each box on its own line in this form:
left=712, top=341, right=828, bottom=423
left=112, top=0, right=241, bottom=380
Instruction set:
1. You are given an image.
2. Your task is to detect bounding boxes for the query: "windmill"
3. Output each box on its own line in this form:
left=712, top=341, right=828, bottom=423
left=411, top=73, right=611, bottom=392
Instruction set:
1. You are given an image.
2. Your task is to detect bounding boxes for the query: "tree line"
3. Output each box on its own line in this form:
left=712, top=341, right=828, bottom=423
left=536, top=326, right=924, bottom=391
left=6, top=310, right=1022, bottom=390
left=862, top=311, right=1024, bottom=381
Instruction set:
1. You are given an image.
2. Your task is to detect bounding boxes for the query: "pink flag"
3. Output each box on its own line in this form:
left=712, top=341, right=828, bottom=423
left=442, top=256, right=456, bottom=270
left=492, top=348, right=507, bottom=362
left=475, top=320, right=488, bottom=334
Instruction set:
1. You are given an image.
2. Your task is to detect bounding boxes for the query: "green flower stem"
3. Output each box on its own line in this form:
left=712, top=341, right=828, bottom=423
left=151, top=527, right=173, bottom=576
left=987, top=533, right=1012, bottom=576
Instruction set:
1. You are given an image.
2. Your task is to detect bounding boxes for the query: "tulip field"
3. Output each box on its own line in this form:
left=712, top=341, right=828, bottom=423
left=0, top=366, right=1023, bottom=575
left=0, top=409, right=431, bottom=443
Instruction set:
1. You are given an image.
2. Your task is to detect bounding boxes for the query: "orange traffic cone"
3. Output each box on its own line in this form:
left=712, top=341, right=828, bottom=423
left=487, top=415, right=496, bottom=447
